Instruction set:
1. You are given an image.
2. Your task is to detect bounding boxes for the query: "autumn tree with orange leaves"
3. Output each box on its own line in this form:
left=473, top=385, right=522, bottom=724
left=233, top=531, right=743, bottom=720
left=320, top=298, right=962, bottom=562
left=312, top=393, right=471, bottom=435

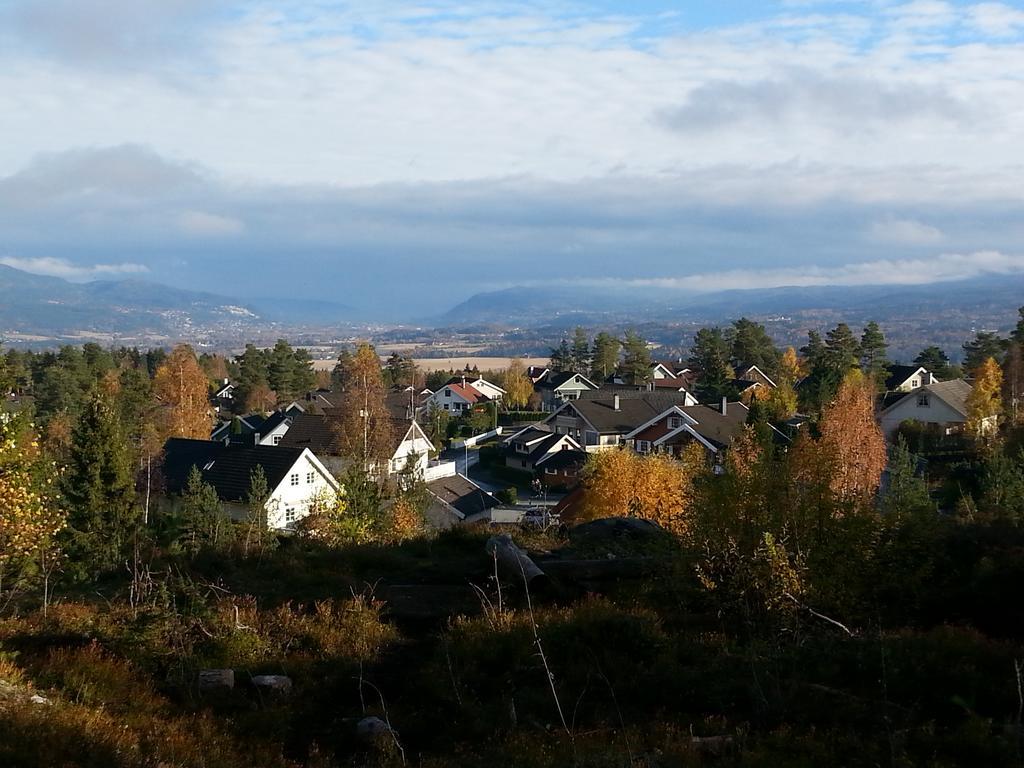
left=0, top=413, right=65, bottom=608
left=967, top=356, right=1003, bottom=443
left=578, top=445, right=704, bottom=537
left=153, top=345, right=212, bottom=440
left=334, top=343, right=396, bottom=468
left=816, top=370, right=887, bottom=507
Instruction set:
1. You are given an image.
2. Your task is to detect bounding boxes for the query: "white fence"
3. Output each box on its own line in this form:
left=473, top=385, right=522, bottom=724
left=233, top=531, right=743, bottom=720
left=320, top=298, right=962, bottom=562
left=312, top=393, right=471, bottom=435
left=423, top=460, right=457, bottom=482
left=451, top=427, right=505, bottom=450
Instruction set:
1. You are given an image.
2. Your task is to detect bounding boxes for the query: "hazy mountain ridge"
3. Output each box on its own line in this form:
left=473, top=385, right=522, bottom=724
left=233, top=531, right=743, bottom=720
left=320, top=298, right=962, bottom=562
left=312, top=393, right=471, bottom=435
left=438, top=276, right=1024, bottom=328
left=0, top=264, right=267, bottom=340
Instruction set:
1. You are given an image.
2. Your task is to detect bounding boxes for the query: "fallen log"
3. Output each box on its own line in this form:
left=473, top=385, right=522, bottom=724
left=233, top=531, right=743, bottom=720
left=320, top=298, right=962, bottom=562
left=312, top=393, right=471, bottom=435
left=486, top=535, right=548, bottom=589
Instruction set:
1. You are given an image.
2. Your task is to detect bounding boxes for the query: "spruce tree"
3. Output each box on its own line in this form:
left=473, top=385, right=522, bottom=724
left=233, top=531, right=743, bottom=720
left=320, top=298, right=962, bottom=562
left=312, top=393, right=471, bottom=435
left=823, top=323, right=860, bottom=375
left=570, top=327, right=590, bottom=374
left=859, top=321, right=890, bottom=383
left=728, top=317, right=780, bottom=374
left=914, top=346, right=953, bottom=380
left=963, top=331, right=1007, bottom=373
left=690, top=327, right=734, bottom=403
left=60, top=393, right=138, bottom=579
left=883, top=438, right=933, bottom=519
left=619, top=330, right=652, bottom=385
left=590, top=332, right=620, bottom=380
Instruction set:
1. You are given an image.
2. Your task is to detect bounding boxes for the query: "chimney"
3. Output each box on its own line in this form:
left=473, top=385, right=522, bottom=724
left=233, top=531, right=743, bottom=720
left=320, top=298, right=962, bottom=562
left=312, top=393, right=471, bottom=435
left=613, top=394, right=620, bottom=411
left=720, top=397, right=727, bottom=416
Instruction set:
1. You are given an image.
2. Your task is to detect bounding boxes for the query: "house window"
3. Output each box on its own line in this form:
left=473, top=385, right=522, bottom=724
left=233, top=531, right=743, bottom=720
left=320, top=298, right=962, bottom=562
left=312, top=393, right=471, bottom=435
left=917, top=394, right=929, bottom=407
left=444, top=388, right=451, bottom=398
left=545, top=467, right=557, bottom=475
left=290, top=473, right=299, bottom=486
left=273, top=435, right=282, bottom=445
left=911, top=379, right=919, bottom=388
left=306, top=472, right=315, bottom=484
left=285, top=507, right=297, bottom=524
left=515, top=442, right=528, bottom=453
left=637, top=440, right=651, bottom=453
left=443, top=404, right=450, bottom=411
left=668, top=417, right=683, bottom=429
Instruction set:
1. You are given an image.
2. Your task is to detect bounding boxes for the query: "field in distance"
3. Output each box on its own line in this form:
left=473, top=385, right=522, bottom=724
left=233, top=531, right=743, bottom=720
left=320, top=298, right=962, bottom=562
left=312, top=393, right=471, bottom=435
left=312, top=356, right=548, bottom=372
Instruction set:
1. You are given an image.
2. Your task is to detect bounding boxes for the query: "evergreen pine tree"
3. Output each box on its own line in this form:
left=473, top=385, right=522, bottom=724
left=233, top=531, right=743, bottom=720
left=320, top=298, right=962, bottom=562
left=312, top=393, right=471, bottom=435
left=823, top=323, right=861, bottom=375
left=590, top=332, right=620, bottom=380
left=728, top=317, right=780, bottom=375
left=914, top=346, right=953, bottom=380
left=60, top=393, right=138, bottom=579
left=883, top=438, right=933, bottom=519
left=689, top=327, right=734, bottom=403
left=570, top=327, right=590, bottom=374
left=268, top=339, right=296, bottom=400
left=619, top=330, right=652, bottom=384
left=800, top=330, right=826, bottom=370
left=859, top=321, right=890, bottom=383
left=963, top=331, right=1007, bottom=373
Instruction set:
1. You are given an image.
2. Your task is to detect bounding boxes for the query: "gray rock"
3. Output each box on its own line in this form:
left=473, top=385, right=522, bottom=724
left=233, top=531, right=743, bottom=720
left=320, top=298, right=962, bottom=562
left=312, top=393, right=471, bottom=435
left=251, top=675, right=292, bottom=694
left=198, top=669, right=235, bottom=691
left=356, top=716, right=394, bottom=742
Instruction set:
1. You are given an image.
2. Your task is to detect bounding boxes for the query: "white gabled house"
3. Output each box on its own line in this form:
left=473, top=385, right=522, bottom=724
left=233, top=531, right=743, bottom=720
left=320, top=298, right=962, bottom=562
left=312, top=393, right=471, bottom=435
left=424, top=380, right=491, bottom=415
left=162, top=438, right=340, bottom=530
left=884, top=365, right=935, bottom=393
left=387, top=420, right=435, bottom=476
left=878, top=379, right=990, bottom=440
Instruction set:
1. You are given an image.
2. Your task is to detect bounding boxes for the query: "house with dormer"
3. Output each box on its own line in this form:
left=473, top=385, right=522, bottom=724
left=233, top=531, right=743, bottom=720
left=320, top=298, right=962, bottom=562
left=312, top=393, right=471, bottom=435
left=624, top=401, right=750, bottom=458
left=884, top=365, right=935, bottom=393
left=161, top=438, right=340, bottom=530
left=423, top=379, right=493, bottom=415
left=540, top=391, right=699, bottom=451
left=534, top=371, right=600, bottom=410
left=878, top=378, right=989, bottom=440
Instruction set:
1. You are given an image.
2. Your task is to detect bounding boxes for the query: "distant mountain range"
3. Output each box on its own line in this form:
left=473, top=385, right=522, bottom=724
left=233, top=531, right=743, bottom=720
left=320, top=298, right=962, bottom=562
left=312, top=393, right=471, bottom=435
left=0, top=264, right=359, bottom=343
left=437, top=276, right=1024, bottom=329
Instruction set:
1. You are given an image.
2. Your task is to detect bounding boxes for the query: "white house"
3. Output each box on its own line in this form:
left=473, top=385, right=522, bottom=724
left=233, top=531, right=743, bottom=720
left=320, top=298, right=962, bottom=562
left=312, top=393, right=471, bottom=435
left=878, top=379, right=987, bottom=440
left=424, top=380, right=491, bottom=414
left=534, top=371, right=600, bottom=410
left=884, top=365, right=935, bottom=393
left=387, top=420, right=436, bottom=476
left=162, top=438, right=340, bottom=530
left=210, top=410, right=294, bottom=446
left=463, top=376, right=505, bottom=401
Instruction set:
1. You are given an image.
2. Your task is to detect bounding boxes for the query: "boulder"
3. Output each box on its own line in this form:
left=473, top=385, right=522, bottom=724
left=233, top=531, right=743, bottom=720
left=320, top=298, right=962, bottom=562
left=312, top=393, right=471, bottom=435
left=251, top=675, right=293, bottom=695
left=198, top=669, right=235, bottom=692
left=356, top=716, right=394, bottom=743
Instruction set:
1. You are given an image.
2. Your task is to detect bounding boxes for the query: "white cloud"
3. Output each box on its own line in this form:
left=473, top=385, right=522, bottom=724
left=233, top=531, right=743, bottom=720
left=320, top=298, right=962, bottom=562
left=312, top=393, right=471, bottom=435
left=580, top=251, right=1024, bottom=293
left=967, top=2, right=1024, bottom=37
left=867, top=216, right=945, bottom=245
left=0, top=2, right=1021, bottom=192
left=0, top=256, right=149, bottom=281
left=178, top=210, right=245, bottom=236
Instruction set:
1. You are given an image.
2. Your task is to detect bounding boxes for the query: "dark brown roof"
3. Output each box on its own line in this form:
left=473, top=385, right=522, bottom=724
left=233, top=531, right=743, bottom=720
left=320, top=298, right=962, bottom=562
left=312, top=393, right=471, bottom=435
left=669, top=403, right=750, bottom=450
left=426, top=474, right=499, bottom=518
left=565, top=392, right=695, bottom=434
left=278, top=412, right=342, bottom=455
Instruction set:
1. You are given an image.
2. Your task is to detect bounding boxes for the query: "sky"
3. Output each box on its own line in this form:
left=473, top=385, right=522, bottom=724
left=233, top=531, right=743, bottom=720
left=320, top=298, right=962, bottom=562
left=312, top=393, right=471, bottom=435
left=1, top=0, right=1023, bottom=318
